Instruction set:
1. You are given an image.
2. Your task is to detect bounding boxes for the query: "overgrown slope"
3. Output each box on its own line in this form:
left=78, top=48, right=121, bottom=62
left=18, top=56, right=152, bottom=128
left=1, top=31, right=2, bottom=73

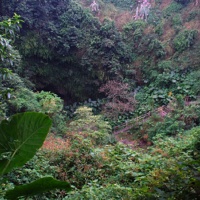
left=1, top=1, right=200, bottom=199
left=1, top=0, right=199, bottom=105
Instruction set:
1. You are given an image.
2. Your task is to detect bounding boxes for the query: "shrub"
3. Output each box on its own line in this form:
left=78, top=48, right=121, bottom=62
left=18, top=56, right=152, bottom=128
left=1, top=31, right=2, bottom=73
left=173, top=29, right=198, bottom=52
left=172, top=14, right=183, bottom=32
left=182, top=70, right=200, bottom=95
left=155, top=22, right=164, bottom=36
left=132, top=96, right=200, bottom=141
left=172, top=14, right=182, bottom=27
left=36, top=91, right=63, bottom=116
left=8, top=88, right=66, bottom=134
left=51, top=112, right=68, bottom=135
left=163, top=2, right=183, bottom=18
left=123, top=20, right=146, bottom=31
left=147, top=115, right=185, bottom=139
left=157, top=60, right=173, bottom=72
left=68, top=106, right=112, bottom=145
left=8, top=88, right=40, bottom=113
left=64, top=98, right=105, bottom=118
left=148, top=38, right=166, bottom=58
left=8, top=89, right=63, bottom=115
left=99, top=80, right=136, bottom=119
left=123, top=21, right=146, bottom=43
left=65, top=183, right=134, bottom=200
left=42, top=135, right=113, bottom=188
left=187, top=10, right=200, bottom=21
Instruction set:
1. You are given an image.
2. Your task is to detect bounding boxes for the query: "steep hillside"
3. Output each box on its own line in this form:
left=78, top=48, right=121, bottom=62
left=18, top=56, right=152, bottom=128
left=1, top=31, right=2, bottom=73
left=1, top=0, right=200, bottom=106
left=1, top=1, right=200, bottom=199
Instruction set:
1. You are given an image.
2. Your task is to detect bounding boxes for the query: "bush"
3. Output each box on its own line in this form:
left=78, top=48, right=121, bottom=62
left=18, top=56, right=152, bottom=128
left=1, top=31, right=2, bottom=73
left=123, top=21, right=146, bottom=43
left=99, top=80, right=136, bottom=119
left=68, top=106, right=112, bottom=145
left=8, top=88, right=67, bottom=134
left=155, top=22, right=164, bottom=36
left=65, top=183, right=134, bottom=200
left=42, top=135, right=113, bottom=189
left=182, top=70, right=200, bottom=95
left=36, top=91, right=63, bottom=116
left=64, top=98, right=105, bottom=118
left=8, top=88, right=40, bottom=113
left=147, top=115, right=185, bottom=139
left=163, top=2, right=183, bottom=18
left=173, top=29, right=198, bottom=52
left=131, top=96, right=200, bottom=141
left=172, top=14, right=183, bottom=32
left=2, top=151, right=69, bottom=199
left=51, top=112, right=68, bottom=135
left=148, top=38, right=166, bottom=58
left=187, top=10, right=200, bottom=21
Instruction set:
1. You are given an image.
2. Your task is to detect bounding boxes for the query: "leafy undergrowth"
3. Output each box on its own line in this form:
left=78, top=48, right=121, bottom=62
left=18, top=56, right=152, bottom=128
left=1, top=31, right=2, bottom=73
left=42, top=103, right=199, bottom=199
left=2, top=102, right=200, bottom=199
left=2, top=99, right=200, bottom=199
left=1, top=0, right=200, bottom=199
left=3, top=126, right=199, bottom=199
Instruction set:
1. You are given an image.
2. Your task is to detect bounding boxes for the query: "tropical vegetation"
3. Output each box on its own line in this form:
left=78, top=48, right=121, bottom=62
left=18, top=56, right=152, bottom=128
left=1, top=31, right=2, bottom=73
left=0, top=0, right=200, bottom=199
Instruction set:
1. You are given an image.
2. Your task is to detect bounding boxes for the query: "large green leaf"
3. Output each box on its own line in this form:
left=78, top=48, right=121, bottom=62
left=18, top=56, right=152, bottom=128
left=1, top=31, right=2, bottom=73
left=5, top=177, right=71, bottom=200
left=0, top=112, right=52, bottom=175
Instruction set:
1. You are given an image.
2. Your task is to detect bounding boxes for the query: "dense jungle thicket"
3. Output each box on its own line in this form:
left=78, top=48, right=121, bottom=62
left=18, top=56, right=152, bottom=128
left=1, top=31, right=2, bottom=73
left=0, top=0, right=200, bottom=199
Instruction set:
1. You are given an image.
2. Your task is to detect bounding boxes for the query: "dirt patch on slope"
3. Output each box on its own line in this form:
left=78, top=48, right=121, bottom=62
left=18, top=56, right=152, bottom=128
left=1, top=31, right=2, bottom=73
left=184, top=20, right=200, bottom=38
left=115, top=11, right=132, bottom=30
left=159, top=0, right=173, bottom=10
left=161, top=21, right=176, bottom=41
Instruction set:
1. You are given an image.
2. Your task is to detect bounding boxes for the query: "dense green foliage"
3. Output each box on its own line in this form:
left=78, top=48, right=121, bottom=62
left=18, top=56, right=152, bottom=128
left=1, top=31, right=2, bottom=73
left=3, top=125, right=200, bottom=199
left=173, top=29, right=198, bottom=52
left=0, top=0, right=200, bottom=199
left=68, top=106, right=112, bottom=145
left=0, top=14, right=22, bottom=120
left=1, top=0, right=133, bottom=102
